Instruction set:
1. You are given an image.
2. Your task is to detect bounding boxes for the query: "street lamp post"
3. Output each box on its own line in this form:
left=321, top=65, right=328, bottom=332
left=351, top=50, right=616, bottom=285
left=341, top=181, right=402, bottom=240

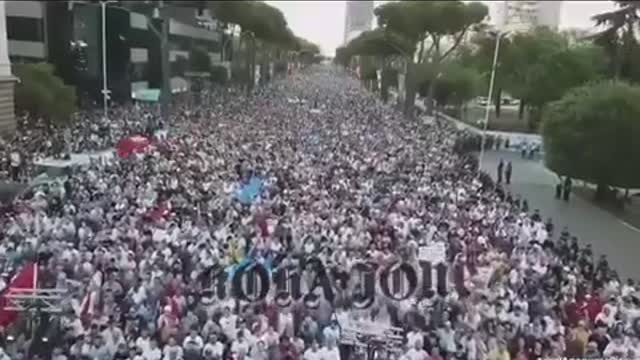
left=101, top=1, right=108, bottom=119
left=478, top=30, right=506, bottom=172
left=100, top=0, right=116, bottom=120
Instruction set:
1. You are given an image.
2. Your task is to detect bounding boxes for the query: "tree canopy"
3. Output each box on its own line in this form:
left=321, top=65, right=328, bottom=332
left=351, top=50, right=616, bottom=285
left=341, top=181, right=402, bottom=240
left=460, top=27, right=604, bottom=129
left=209, top=1, right=297, bottom=49
left=373, top=0, right=488, bottom=115
left=591, top=1, right=640, bottom=82
left=14, top=63, right=77, bottom=125
left=542, top=81, right=640, bottom=190
left=346, top=29, right=414, bottom=59
left=417, top=62, right=481, bottom=107
left=374, top=1, right=487, bottom=63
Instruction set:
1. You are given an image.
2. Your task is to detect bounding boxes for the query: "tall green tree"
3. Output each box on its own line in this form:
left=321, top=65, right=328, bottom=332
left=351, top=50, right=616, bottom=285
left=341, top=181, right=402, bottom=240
left=14, top=63, right=77, bottom=126
left=375, top=0, right=488, bottom=116
left=543, top=81, right=640, bottom=200
left=462, top=30, right=511, bottom=118
left=591, top=1, right=640, bottom=81
left=501, top=28, right=604, bottom=130
left=418, top=63, right=481, bottom=114
left=345, top=29, right=414, bottom=102
left=210, top=1, right=297, bottom=91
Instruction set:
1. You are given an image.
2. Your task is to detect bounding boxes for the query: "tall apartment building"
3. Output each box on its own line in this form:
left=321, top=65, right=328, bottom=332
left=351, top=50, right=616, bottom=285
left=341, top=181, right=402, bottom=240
left=0, top=1, right=15, bottom=135
left=503, top=1, right=562, bottom=33
left=344, top=0, right=373, bottom=45
left=3, top=0, right=222, bottom=106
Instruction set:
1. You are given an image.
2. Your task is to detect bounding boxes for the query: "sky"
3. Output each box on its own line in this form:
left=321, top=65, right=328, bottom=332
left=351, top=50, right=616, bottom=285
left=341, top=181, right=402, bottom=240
left=266, top=1, right=616, bottom=56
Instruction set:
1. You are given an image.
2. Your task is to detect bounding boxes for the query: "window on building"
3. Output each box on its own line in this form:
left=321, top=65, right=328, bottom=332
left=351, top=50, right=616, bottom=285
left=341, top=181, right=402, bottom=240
left=6, top=17, right=44, bottom=42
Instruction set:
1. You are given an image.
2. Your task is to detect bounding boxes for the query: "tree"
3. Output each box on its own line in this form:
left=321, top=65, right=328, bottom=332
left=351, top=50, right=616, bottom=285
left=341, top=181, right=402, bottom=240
left=375, top=0, right=488, bottom=116
left=500, top=28, right=604, bottom=130
left=14, top=63, right=77, bottom=126
left=345, top=29, right=414, bottom=101
left=591, top=1, right=640, bottom=81
left=462, top=30, right=512, bottom=118
left=417, top=62, right=481, bottom=114
left=334, top=46, right=353, bottom=68
left=542, top=81, right=640, bottom=201
left=189, top=46, right=211, bottom=73
left=524, top=44, right=604, bottom=128
left=210, top=1, right=299, bottom=92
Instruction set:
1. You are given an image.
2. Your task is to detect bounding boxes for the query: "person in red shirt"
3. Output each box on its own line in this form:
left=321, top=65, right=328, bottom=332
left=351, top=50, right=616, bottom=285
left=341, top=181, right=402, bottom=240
left=564, top=298, right=584, bottom=328
left=585, top=293, right=604, bottom=323
left=278, top=335, right=299, bottom=360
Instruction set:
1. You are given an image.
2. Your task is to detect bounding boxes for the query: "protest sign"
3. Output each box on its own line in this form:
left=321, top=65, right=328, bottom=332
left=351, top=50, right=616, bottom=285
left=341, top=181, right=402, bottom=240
left=418, top=242, right=446, bottom=264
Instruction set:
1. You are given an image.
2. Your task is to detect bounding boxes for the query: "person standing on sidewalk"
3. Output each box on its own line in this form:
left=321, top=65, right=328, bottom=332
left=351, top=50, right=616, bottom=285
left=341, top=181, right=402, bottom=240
left=497, top=159, right=504, bottom=184
left=9, top=148, right=21, bottom=182
left=505, top=161, right=513, bottom=185
left=563, top=177, right=573, bottom=202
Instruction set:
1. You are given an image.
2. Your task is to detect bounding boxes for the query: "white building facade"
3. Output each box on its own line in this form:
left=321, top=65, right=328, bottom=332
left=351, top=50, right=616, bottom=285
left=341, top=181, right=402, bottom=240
left=343, top=0, right=373, bottom=44
left=0, top=1, right=15, bottom=135
left=502, top=1, right=562, bottom=33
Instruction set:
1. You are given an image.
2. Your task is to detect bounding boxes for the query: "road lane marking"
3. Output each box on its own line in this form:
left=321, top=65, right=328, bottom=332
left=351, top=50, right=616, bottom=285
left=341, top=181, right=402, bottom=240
left=619, top=220, right=640, bottom=234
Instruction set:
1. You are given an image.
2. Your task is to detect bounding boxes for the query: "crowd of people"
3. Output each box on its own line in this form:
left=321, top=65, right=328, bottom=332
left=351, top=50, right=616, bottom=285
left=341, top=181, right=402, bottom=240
left=0, top=66, right=637, bottom=360
left=0, top=98, right=175, bottom=182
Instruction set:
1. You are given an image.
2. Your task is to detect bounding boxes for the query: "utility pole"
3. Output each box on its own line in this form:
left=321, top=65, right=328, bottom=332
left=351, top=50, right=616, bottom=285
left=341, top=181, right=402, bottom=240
left=146, top=0, right=170, bottom=125
left=100, top=1, right=114, bottom=120
left=159, top=0, right=170, bottom=125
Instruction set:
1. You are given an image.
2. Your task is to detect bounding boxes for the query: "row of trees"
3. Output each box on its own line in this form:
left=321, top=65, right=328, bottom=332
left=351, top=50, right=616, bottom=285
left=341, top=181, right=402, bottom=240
left=210, top=1, right=320, bottom=93
left=13, top=1, right=320, bottom=126
left=459, top=27, right=605, bottom=130
left=335, top=0, right=640, bottom=200
left=336, top=1, right=488, bottom=116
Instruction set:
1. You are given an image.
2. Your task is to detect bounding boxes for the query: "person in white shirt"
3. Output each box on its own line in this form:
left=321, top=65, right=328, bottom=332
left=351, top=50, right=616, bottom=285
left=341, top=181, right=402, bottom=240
left=319, top=341, right=340, bottom=360
left=231, top=331, right=251, bottom=358
left=162, top=337, right=183, bottom=360
left=183, top=329, right=204, bottom=353
left=322, top=322, right=340, bottom=347
left=203, top=333, right=225, bottom=359
left=303, top=341, right=322, bottom=360
left=219, top=306, right=238, bottom=341
left=9, top=149, right=20, bottom=181
left=604, top=336, right=628, bottom=357
left=405, top=340, right=428, bottom=360
left=143, top=339, right=162, bottom=360
left=278, top=307, right=294, bottom=338
left=406, top=329, right=423, bottom=349
left=136, top=330, right=152, bottom=355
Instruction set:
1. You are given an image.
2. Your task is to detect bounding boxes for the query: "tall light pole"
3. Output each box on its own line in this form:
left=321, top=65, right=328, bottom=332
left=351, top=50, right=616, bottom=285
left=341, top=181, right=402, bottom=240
left=100, top=0, right=116, bottom=120
left=478, top=30, right=507, bottom=171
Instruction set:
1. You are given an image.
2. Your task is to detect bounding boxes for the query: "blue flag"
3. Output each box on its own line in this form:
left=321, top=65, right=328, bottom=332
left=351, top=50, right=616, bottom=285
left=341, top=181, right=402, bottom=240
left=236, top=176, right=264, bottom=205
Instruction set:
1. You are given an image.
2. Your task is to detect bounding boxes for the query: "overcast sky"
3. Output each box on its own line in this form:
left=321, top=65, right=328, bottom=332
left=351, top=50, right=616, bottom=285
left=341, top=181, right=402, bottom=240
left=266, top=1, right=616, bottom=56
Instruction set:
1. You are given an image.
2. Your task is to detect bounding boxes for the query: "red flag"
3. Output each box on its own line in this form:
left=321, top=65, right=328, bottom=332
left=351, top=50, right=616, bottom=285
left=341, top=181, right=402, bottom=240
left=0, top=262, right=38, bottom=327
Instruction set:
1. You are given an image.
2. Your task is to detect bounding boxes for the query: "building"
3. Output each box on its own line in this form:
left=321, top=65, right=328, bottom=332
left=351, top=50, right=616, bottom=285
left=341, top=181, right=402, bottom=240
left=502, top=1, right=562, bottom=33
left=0, top=1, right=15, bottom=135
left=343, top=0, right=373, bottom=45
left=4, top=1, right=222, bottom=106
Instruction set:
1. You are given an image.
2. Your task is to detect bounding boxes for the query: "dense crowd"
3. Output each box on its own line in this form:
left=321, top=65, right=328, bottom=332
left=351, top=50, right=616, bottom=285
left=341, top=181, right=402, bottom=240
left=0, top=95, right=186, bottom=181
left=0, top=66, right=637, bottom=360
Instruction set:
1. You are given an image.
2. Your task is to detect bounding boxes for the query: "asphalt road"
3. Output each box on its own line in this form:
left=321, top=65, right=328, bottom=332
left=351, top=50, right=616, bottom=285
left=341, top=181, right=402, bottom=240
left=480, top=150, right=640, bottom=281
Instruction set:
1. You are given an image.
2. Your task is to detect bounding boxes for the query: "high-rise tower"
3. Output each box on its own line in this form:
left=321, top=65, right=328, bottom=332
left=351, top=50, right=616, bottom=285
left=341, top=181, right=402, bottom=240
left=344, top=0, right=373, bottom=44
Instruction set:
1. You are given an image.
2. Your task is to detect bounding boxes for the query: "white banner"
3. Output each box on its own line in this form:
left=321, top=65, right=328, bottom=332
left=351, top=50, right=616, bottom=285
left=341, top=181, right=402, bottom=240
left=397, top=73, right=406, bottom=104
left=418, top=242, right=446, bottom=264
left=254, top=65, right=261, bottom=86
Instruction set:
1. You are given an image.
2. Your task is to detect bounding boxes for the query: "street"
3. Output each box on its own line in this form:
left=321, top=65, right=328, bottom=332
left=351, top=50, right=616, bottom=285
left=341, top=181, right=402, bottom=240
left=481, top=150, right=640, bottom=281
